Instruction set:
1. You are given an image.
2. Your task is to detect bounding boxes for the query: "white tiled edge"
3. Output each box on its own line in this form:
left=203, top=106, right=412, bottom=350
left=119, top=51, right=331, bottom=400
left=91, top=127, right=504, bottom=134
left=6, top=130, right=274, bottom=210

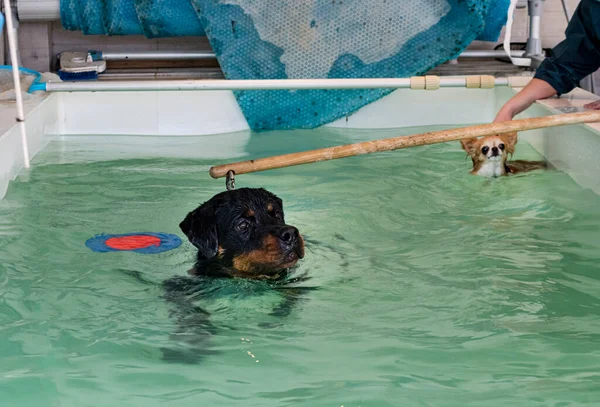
left=526, top=86, right=600, bottom=133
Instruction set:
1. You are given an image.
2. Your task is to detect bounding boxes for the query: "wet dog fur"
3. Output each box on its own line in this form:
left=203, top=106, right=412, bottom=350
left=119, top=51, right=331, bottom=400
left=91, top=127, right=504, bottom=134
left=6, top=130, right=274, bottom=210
left=159, top=188, right=311, bottom=363
left=460, top=132, right=547, bottom=177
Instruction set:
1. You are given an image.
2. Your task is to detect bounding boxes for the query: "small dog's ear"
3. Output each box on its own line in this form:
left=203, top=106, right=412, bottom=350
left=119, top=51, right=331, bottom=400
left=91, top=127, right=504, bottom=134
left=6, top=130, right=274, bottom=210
left=460, top=138, right=478, bottom=156
left=179, top=201, right=219, bottom=259
left=501, top=132, right=518, bottom=154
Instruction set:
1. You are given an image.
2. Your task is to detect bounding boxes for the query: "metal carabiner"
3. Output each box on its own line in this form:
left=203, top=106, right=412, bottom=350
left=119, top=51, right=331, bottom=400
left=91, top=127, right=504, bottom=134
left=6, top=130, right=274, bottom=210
left=226, top=170, right=235, bottom=191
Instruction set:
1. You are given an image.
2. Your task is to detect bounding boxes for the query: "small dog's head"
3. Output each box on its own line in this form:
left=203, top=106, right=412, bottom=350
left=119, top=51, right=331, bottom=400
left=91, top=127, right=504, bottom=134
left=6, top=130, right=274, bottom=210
left=460, top=132, right=518, bottom=175
left=180, top=188, right=304, bottom=279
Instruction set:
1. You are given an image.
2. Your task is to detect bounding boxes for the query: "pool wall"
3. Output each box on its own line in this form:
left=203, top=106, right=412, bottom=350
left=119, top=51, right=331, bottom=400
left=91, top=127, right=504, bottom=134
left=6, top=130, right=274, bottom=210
left=0, top=96, right=60, bottom=198
left=1, top=78, right=599, bottom=199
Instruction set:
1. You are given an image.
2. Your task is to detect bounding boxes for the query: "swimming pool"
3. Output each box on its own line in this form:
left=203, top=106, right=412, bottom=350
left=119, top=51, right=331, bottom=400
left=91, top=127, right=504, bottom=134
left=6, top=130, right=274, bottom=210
left=1, top=81, right=600, bottom=405
left=2, top=124, right=600, bottom=405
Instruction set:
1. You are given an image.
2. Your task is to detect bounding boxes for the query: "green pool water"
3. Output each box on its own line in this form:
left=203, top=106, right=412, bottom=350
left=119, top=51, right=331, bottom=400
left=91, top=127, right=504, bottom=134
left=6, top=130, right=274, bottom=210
left=1, top=126, right=600, bottom=406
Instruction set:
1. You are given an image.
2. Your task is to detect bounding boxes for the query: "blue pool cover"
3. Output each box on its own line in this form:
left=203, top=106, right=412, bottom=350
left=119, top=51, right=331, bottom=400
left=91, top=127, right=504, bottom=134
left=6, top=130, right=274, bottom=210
left=61, top=0, right=511, bottom=131
left=61, top=0, right=205, bottom=37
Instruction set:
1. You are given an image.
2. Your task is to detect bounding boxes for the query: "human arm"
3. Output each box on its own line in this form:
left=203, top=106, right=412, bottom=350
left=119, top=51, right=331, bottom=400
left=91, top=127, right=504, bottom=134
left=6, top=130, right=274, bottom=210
left=495, top=0, right=600, bottom=122
left=494, top=78, right=557, bottom=122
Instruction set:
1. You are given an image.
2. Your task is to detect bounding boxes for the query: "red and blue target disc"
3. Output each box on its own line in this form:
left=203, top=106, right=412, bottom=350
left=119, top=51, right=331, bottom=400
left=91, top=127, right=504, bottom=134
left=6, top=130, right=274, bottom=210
left=86, top=232, right=182, bottom=254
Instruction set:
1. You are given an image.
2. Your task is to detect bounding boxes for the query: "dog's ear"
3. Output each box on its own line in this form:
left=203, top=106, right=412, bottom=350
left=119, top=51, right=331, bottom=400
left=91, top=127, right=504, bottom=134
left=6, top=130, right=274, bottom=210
left=500, top=132, right=518, bottom=154
left=260, top=188, right=285, bottom=219
left=179, top=201, right=219, bottom=259
left=460, top=138, right=478, bottom=156
left=272, top=194, right=283, bottom=216
left=274, top=195, right=285, bottom=221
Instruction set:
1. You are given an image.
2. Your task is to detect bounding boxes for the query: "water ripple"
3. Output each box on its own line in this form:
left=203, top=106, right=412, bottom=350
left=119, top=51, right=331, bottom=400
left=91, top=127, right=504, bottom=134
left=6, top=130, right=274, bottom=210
left=0, top=128, right=599, bottom=405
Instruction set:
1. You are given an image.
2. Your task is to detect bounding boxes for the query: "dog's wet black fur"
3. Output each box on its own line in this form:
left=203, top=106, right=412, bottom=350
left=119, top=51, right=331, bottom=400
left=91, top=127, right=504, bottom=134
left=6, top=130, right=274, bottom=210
left=178, top=188, right=305, bottom=279
left=156, top=188, right=312, bottom=363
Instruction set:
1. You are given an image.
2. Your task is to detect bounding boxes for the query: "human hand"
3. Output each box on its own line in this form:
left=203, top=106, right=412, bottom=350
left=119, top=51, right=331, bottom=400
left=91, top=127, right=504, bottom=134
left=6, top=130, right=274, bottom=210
left=493, top=109, right=514, bottom=123
left=493, top=79, right=557, bottom=124
left=583, top=100, right=600, bottom=110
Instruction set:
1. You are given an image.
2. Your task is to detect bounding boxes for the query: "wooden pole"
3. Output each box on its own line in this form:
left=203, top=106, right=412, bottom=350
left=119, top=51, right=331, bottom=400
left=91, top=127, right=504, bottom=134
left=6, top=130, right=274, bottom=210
left=209, top=110, right=600, bottom=179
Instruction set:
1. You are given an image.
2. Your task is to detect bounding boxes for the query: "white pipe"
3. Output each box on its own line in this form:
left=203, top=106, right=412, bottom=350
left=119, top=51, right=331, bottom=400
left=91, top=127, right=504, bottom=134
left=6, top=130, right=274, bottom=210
left=46, top=78, right=414, bottom=92
left=459, top=50, right=526, bottom=58
left=89, top=50, right=527, bottom=62
left=102, top=51, right=216, bottom=61
left=3, top=0, right=30, bottom=169
left=16, top=0, right=60, bottom=21
left=44, top=76, right=516, bottom=92
left=97, top=69, right=224, bottom=80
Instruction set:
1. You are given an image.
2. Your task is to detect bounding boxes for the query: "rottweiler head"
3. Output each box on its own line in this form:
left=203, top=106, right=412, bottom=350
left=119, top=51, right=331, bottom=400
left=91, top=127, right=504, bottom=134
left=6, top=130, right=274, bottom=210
left=179, top=188, right=305, bottom=279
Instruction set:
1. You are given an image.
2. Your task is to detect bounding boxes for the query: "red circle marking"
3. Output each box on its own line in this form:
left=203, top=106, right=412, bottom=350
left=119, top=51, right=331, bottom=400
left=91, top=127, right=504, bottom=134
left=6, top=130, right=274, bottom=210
left=105, top=235, right=162, bottom=250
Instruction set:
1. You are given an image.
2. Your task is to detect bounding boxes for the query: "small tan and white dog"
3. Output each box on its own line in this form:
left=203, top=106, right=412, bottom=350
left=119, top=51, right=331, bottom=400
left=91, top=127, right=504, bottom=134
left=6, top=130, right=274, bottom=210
left=460, top=132, right=546, bottom=177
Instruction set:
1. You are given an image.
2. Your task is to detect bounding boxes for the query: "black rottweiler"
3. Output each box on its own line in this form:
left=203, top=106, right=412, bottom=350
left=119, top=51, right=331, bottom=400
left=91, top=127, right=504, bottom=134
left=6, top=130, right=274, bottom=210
left=179, top=187, right=305, bottom=279
left=160, top=187, right=310, bottom=363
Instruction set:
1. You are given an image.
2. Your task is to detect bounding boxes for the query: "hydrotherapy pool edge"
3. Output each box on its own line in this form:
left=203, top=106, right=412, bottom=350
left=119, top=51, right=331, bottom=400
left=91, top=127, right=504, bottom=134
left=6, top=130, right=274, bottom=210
left=1, top=80, right=600, bottom=200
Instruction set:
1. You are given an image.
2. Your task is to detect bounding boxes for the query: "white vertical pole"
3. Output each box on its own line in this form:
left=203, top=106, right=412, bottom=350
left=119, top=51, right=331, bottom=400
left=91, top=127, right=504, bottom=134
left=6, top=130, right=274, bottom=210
left=504, top=0, right=532, bottom=67
left=2, top=0, right=30, bottom=169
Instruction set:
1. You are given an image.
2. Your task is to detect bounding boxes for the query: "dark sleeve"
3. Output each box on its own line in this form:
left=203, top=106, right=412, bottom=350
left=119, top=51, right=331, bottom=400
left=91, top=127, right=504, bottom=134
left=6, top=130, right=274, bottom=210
left=534, top=0, right=600, bottom=96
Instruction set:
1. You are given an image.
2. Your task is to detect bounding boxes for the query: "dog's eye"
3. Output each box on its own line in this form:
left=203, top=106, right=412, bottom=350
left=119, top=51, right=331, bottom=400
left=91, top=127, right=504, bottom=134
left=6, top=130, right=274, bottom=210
left=237, top=220, right=250, bottom=231
left=499, top=143, right=505, bottom=151
left=481, top=146, right=489, bottom=154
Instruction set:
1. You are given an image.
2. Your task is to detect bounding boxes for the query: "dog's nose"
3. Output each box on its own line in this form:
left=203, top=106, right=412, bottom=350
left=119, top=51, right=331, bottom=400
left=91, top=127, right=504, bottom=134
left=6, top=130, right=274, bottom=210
left=491, top=146, right=499, bottom=156
left=278, top=226, right=299, bottom=246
